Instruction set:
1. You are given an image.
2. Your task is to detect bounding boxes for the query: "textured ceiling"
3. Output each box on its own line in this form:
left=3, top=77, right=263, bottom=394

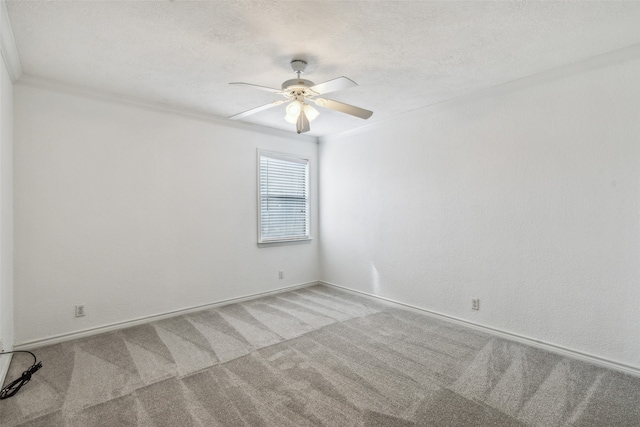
left=6, top=1, right=640, bottom=137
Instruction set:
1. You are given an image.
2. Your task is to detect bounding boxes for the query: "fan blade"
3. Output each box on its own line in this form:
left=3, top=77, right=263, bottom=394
left=308, top=77, right=357, bottom=95
left=229, top=100, right=285, bottom=120
left=229, top=82, right=283, bottom=94
left=313, top=98, right=373, bottom=120
left=297, top=109, right=311, bottom=134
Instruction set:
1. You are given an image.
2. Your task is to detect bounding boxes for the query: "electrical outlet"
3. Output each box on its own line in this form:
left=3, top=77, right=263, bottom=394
left=278, top=271, right=284, bottom=279
left=75, top=304, right=86, bottom=317
left=471, top=298, right=480, bottom=311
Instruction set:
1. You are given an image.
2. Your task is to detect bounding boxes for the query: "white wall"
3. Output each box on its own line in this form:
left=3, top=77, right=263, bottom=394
left=0, top=51, right=12, bottom=352
left=319, top=54, right=640, bottom=370
left=13, top=82, right=318, bottom=345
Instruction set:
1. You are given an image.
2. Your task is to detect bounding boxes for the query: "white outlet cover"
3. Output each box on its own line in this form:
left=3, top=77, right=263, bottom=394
left=75, top=305, right=86, bottom=317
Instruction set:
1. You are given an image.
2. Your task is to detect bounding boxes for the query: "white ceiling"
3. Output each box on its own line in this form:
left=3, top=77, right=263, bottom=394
left=6, top=1, right=640, bottom=137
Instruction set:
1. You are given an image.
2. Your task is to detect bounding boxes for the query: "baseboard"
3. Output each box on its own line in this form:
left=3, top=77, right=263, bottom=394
left=320, top=281, right=640, bottom=378
left=15, top=281, right=319, bottom=351
left=0, top=352, right=12, bottom=387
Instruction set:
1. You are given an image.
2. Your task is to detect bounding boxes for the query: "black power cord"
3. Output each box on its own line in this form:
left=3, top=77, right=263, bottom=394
left=0, top=350, right=42, bottom=399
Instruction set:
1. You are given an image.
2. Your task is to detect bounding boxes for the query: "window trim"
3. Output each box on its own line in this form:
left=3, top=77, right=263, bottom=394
left=257, top=149, right=311, bottom=246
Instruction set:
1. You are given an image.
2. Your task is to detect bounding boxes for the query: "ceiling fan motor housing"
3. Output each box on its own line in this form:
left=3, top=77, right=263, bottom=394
left=281, top=78, right=315, bottom=91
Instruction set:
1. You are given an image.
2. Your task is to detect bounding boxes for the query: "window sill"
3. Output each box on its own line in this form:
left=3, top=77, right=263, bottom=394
left=258, top=238, right=313, bottom=248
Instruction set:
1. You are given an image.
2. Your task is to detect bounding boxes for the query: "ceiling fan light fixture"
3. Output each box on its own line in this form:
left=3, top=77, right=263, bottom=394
left=285, top=101, right=302, bottom=123
left=296, top=108, right=310, bottom=134
left=286, top=100, right=301, bottom=116
left=284, top=112, right=298, bottom=124
left=304, top=104, right=320, bottom=122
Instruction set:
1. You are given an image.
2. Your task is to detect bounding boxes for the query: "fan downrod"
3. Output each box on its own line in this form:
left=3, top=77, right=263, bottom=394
left=282, top=60, right=314, bottom=91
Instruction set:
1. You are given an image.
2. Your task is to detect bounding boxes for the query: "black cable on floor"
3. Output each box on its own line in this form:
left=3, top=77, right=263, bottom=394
left=0, top=350, right=42, bottom=399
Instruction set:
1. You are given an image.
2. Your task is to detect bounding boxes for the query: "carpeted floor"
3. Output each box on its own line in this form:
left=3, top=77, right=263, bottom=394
left=1, top=285, right=639, bottom=426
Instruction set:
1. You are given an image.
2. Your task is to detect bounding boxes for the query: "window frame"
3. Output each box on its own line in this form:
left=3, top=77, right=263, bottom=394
left=257, top=149, right=311, bottom=246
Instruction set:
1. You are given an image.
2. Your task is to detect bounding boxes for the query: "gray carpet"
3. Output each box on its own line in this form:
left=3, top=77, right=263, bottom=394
left=1, top=285, right=638, bottom=426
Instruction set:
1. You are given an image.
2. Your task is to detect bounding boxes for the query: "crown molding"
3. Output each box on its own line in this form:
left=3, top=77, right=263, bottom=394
left=321, top=42, right=640, bottom=144
left=318, top=120, right=381, bottom=143
left=0, top=0, right=23, bottom=82
left=16, top=74, right=319, bottom=143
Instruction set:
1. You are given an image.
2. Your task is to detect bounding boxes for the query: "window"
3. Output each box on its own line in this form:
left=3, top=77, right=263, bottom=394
left=258, top=150, right=310, bottom=244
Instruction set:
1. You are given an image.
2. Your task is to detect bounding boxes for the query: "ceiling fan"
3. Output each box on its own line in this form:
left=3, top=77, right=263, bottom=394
left=228, top=60, right=373, bottom=134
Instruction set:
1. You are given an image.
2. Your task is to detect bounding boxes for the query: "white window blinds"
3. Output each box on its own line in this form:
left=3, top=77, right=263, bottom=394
left=258, top=151, right=310, bottom=243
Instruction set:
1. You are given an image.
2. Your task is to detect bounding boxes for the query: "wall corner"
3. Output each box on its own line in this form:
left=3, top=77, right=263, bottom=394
left=0, top=1, right=22, bottom=83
